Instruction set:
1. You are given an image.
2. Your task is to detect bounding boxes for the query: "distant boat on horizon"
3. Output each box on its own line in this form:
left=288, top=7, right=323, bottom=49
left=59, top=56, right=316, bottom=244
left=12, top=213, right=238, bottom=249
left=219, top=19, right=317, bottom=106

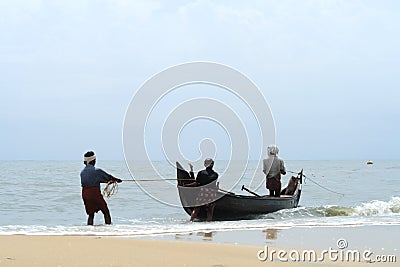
left=366, top=160, right=374, bottom=165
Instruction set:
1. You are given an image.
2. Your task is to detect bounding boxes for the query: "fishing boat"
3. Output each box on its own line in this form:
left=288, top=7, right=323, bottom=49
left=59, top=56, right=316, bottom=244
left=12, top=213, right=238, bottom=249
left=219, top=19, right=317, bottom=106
left=176, top=162, right=303, bottom=221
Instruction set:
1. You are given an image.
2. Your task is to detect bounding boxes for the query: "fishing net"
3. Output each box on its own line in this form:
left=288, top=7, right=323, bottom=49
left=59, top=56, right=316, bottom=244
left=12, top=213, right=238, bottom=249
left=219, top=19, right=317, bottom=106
left=103, top=181, right=118, bottom=198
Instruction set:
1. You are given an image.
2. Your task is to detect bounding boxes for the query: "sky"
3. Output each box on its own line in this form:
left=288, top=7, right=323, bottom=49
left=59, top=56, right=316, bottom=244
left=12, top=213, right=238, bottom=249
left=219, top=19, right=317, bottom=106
left=1, top=0, right=399, bottom=160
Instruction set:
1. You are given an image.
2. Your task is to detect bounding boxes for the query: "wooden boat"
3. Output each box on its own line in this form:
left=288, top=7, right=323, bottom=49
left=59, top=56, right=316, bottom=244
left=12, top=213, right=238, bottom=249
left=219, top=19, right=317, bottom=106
left=176, top=162, right=303, bottom=221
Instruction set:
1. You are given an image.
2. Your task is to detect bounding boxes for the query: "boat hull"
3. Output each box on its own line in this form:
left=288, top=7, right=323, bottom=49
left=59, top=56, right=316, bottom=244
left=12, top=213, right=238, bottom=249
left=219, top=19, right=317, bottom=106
left=178, top=186, right=301, bottom=221
left=176, top=162, right=302, bottom=221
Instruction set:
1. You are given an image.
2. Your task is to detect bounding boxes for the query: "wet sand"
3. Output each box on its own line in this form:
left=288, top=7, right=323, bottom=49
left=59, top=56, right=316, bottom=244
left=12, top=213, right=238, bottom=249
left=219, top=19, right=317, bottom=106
left=0, top=230, right=398, bottom=267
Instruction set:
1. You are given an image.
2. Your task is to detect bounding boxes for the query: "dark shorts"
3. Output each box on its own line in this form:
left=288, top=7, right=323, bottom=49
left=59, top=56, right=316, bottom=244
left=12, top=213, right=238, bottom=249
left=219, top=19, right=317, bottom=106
left=266, top=177, right=281, bottom=191
left=82, top=186, right=109, bottom=215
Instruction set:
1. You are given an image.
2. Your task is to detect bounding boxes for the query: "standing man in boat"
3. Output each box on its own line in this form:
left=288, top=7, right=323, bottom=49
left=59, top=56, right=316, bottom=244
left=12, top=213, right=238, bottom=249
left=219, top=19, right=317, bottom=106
left=185, top=158, right=219, bottom=222
left=80, top=151, right=122, bottom=225
left=263, top=145, right=286, bottom=197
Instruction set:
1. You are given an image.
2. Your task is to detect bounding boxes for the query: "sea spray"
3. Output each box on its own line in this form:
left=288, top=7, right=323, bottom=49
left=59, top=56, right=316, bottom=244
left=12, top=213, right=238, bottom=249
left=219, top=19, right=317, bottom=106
left=274, top=197, right=400, bottom=218
left=353, top=197, right=400, bottom=216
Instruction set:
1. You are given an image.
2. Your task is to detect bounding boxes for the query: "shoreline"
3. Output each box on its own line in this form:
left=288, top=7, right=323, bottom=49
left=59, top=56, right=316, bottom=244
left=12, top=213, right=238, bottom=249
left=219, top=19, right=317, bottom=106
left=147, top=224, right=400, bottom=250
left=2, top=224, right=399, bottom=249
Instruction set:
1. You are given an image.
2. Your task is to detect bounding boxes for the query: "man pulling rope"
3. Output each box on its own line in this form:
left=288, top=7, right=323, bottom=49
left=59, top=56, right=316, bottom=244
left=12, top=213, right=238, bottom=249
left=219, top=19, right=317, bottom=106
left=80, top=151, right=122, bottom=225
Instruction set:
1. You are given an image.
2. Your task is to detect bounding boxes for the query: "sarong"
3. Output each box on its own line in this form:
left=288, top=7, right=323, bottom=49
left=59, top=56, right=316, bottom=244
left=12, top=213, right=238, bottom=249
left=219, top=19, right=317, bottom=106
left=82, top=186, right=108, bottom=215
left=195, top=187, right=217, bottom=208
left=266, top=177, right=281, bottom=191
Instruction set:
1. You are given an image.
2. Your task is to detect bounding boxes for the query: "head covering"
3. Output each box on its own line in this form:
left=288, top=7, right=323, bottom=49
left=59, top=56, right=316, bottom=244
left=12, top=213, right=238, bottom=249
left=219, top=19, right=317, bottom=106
left=204, top=158, right=214, bottom=168
left=267, top=145, right=279, bottom=156
left=84, top=154, right=96, bottom=164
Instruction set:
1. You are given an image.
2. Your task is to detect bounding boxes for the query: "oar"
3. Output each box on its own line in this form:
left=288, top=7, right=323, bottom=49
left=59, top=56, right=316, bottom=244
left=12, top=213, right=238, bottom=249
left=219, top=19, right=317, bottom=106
left=241, top=185, right=261, bottom=197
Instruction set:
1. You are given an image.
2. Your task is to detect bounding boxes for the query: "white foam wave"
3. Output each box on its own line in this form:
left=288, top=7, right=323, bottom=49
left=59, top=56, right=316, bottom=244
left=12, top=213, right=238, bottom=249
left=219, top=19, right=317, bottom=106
left=1, top=197, right=399, bottom=236
left=1, top=219, right=400, bottom=237
left=275, top=196, right=400, bottom=218
left=353, top=196, right=400, bottom=216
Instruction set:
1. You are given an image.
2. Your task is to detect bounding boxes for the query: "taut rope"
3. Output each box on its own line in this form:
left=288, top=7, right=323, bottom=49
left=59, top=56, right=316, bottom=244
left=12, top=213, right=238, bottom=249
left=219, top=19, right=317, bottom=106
left=102, top=178, right=194, bottom=198
left=287, top=170, right=345, bottom=197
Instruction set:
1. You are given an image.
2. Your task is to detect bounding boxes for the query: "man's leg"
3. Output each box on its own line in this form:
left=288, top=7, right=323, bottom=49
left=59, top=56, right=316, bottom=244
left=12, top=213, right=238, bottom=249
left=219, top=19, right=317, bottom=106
left=206, top=203, right=215, bottom=222
left=190, top=207, right=200, bottom=222
left=101, top=207, right=112, bottom=225
left=276, top=181, right=281, bottom=197
left=87, top=214, right=94, bottom=225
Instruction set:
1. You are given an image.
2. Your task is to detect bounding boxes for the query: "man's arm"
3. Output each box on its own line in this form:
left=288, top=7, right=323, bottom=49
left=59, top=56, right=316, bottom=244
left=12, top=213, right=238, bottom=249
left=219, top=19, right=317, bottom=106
left=189, top=163, right=195, bottom=179
left=262, top=159, right=267, bottom=174
left=181, top=163, right=197, bottom=187
left=209, top=171, right=218, bottom=181
left=280, top=159, right=286, bottom=175
left=110, top=175, right=123, bottom=183
left=97, top=169, right=122, bottom=183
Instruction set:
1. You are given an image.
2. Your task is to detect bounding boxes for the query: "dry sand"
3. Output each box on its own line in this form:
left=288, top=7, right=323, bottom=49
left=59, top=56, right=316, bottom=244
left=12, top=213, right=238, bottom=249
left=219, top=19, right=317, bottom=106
left=0, top=235, right=395, bottom=267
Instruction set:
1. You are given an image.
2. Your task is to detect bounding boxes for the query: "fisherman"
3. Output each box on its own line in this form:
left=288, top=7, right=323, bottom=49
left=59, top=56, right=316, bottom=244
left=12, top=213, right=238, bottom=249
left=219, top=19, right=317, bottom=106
left=185, top=158, right=219, bottom=222
left=263, top=145, right=286, bottom=197
left=80, top=151, right=122, bottom=225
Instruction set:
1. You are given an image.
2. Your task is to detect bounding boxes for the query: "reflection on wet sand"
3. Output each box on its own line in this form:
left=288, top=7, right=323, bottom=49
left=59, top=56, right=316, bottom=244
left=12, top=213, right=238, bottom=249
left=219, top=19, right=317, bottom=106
left=198, top=231, right=214, bottom=241
left=263, top=228, right=280, bottom=240
left=174, top=232, right=193, bottom=240
left=174, top=231, right=214, bottom=241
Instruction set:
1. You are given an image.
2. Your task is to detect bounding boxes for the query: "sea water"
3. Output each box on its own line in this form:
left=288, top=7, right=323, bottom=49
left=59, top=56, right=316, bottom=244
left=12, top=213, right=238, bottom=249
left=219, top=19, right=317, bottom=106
left=0, top=160, right=399, bottom=237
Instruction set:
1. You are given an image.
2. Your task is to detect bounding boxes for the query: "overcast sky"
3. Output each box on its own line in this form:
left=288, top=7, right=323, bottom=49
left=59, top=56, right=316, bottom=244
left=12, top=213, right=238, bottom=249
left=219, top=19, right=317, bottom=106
left=1, top=0, right=399, bottom=160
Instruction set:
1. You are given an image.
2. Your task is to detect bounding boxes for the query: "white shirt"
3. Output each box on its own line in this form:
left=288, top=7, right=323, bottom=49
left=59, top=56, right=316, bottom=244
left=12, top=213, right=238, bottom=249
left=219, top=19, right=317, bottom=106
left=263, top=156, right=286, bottom=179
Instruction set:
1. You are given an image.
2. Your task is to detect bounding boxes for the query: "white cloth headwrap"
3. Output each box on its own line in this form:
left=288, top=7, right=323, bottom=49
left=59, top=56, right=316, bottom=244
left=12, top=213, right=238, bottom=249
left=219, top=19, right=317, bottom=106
left=267, top=145, right=279, bottom=156
left=84, top=155, right=96, bottom=163
left=204, top=158, right=214, bottom=168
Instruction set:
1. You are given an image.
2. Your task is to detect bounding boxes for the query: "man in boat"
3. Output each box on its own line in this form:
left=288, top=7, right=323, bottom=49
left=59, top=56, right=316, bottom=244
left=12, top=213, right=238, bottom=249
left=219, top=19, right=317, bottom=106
left=263, top=145, right=286, bottom=197
left=185, top=158, right=219, bottom=222
left=80, top=151, right=122, bottom=225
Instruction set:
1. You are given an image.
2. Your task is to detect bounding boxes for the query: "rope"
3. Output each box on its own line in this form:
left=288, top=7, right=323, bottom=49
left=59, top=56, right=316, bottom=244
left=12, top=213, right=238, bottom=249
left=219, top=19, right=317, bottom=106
left=102, top=178, right=195, bottom=198
left=287, top=170, right=345, bottom=197
left=122, top=178, right=194, bottom=182
left=103, top=181, right=118, bottom=198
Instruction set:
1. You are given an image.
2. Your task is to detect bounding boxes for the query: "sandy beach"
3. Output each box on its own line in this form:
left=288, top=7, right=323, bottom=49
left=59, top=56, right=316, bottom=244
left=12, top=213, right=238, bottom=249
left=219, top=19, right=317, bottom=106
left=0, top=236, right=261, bottom=267
left=0, top=235, right=397, bottom=267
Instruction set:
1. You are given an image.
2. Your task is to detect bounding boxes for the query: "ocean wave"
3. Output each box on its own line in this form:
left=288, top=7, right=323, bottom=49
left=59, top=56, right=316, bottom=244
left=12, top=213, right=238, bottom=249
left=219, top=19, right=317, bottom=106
left=1, top=197, right=399, bottom=236
left=1, top=220, right=399, bottom=236
left=354, top=197, right=400, bottom=216
left=275, top=196, right=400, bottom=218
